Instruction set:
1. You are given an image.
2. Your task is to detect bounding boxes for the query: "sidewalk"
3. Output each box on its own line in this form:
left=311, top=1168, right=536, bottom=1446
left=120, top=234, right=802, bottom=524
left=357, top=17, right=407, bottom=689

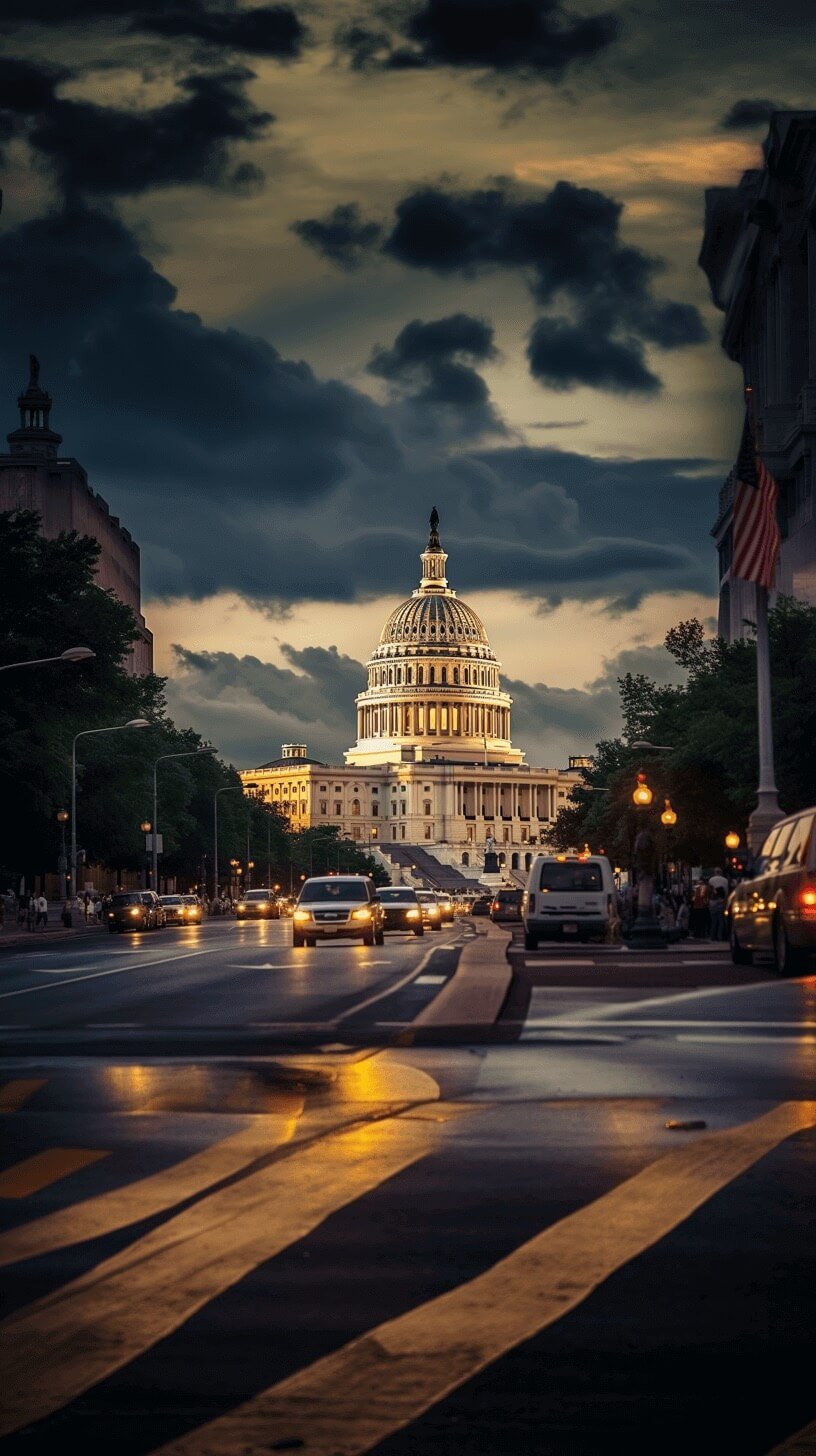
left=0, top=908, right=103, bottom=952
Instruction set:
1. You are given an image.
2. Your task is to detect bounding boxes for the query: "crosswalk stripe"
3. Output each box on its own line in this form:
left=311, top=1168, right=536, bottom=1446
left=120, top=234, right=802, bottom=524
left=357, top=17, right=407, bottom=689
left=0, top=1079, right=46, bottom=1112
left=0, top=1097, right=453, bottom=1438
left=150, top=1100, right=816, bottom=1456
left=0, top=1106, right=302, bottom=1270
left=0, top=1148, right=109, bottom=1200
left=766, top=1417, right=816, bottom=1453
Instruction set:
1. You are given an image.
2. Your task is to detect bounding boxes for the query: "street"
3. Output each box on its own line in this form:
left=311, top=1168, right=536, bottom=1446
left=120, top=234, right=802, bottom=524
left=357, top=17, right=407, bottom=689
left=1, top=920, right=814, bottom=1454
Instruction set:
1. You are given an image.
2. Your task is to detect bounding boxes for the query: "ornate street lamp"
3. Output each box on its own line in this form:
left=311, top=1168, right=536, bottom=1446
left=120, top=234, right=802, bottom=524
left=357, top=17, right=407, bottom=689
left=632, top=772, right=653, bottom=807
left=725, top=830, right=740, bottom=850
left=660, top=799, right=677, bottom=827
left=629, top=771, right=667, bottom=950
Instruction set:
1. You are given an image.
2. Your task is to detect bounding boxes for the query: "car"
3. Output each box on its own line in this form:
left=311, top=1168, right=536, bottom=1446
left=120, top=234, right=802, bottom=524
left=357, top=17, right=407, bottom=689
left=107, top=890, right=165, bottom=933
left=435, top=892, right=455, bottom=924
left=490, top=888, right=523, bottom=923
left=416, top=888, right=443, bottom=930
left=293, top=875, right=385, bottom=947
left=522, top=854, right=616, bottom=948
left=159, top=893, right=203, bottom=926
left=470, top=895, right=491, bottom=917
left=728, top=807, right=816, bottom=973
left=236, top=889, right=281, bottom=920
left=377, top=886, right=425, bottom=936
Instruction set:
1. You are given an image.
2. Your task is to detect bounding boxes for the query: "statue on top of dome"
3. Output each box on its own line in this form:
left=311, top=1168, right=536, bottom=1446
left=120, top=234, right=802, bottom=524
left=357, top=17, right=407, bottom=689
left=428, top=506, right=440, bottom=548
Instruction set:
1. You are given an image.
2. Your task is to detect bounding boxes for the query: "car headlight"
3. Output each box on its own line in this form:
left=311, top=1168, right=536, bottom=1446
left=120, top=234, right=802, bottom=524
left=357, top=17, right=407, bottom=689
left=237, top=904, right=246, bottom=913
left=406, top=908, right=420, bottom=920
left=108, top=912, right=114, bottom=919
left=351, top=907, right=372, bottom=921
left=129, top=907, right=140, bottom=917
left=293, top=908, right=311, bottom=922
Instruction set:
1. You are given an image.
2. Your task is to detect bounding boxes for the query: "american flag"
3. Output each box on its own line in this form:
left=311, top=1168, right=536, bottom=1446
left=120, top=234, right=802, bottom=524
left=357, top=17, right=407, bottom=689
left=731, top=411, right=780, bottom=588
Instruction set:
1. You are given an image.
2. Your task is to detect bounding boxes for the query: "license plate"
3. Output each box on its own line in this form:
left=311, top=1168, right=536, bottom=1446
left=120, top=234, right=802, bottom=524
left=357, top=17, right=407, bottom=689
left=562, top=922, right=578, bottom=934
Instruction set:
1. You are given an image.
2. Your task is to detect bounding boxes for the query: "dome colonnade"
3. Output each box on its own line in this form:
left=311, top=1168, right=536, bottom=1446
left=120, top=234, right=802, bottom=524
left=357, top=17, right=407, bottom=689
left=346, top=510, right=522, bottom=768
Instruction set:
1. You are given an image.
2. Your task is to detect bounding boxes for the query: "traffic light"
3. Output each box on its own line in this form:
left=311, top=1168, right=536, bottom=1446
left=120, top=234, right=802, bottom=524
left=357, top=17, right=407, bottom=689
left=727, top=851, right=749, bottom=877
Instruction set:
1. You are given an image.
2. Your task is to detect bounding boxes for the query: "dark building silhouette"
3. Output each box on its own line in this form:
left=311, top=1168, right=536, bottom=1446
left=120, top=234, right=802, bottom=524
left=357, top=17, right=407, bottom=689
left=0, top=359, right=152, bottom=674
left=700, top=112, right=816, bottom=639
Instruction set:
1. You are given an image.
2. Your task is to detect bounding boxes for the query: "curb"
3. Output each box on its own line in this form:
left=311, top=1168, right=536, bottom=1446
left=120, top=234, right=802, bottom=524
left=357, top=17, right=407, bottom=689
left=414, top=921, right=512, bottom=1028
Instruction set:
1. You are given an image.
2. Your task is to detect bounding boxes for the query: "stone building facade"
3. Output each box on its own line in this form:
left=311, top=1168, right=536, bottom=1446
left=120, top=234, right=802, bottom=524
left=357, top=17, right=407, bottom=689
left=701, top=112, right=816, bottom=640
left=240, top=515, right=579, bottom=876
left=0, top=360, right=153, bottom=674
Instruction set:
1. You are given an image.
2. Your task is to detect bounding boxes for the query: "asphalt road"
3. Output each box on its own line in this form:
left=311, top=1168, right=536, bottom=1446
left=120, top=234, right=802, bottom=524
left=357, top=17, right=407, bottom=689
left=1, top=920, right=815, bottom=1455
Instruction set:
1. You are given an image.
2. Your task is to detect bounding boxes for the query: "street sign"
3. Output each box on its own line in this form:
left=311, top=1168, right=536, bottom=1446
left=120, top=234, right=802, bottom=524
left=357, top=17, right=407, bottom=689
left=145, top=833, right=163, bottom=853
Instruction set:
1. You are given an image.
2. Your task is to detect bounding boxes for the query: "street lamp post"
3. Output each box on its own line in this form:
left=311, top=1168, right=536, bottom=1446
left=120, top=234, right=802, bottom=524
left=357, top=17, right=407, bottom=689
left=56, top=810, right=69, bottom=900
left=628, top=770, right=670, bottom=950
left=214, top=785, right=242, bottom=901
left=71, top=719, right=150, bottom=898
left=152, top=746, right=217, bottom=892
left=0, top=646, right=95, bottom=673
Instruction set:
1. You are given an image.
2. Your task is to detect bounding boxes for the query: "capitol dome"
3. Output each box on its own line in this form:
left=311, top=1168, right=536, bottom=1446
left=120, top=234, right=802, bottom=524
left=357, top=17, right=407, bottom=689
left=345, top=510, right=523, bottom=768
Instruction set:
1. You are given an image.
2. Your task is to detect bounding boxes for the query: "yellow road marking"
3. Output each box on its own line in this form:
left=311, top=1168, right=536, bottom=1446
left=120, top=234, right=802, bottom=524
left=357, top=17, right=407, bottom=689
left=0, top=1110, right=301, bottom=1270
left=0, top=1099, right=451, bottom=1438
left=0, top=1079, right=46, bottom=1113
left=151, top=1100, right=816, bottom=1456
left=0, top=1148, right=109, bottom=1200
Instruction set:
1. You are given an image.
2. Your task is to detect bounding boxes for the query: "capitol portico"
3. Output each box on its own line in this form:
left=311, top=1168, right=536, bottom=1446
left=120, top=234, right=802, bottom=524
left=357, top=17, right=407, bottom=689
left=240, top=512, right=580, bottom=879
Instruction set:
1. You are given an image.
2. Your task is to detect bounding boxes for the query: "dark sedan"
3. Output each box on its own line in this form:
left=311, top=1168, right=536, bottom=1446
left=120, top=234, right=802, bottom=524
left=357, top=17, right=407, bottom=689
left=107, top=891, right=164, bottom=933
left=236, top=889, right=281, bottom=920
left=377, top=886, right=425, bottom=936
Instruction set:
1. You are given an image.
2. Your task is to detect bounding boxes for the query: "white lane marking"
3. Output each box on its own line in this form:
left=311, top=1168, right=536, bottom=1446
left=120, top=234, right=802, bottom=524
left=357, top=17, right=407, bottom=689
left=557, top=976, right=812, bottom=1023
left=334, top=943, right=452, bottom=1024
left=228, top=963, right=300, bottom=971
left=415, top=975, right=447, bottom=985
left=0, top=943, right=234, bottom=1001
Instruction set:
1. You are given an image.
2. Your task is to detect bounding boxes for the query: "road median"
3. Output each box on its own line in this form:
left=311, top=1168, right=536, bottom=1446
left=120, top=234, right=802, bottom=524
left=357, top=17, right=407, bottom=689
left=414, top=921, right=512, bottom=1030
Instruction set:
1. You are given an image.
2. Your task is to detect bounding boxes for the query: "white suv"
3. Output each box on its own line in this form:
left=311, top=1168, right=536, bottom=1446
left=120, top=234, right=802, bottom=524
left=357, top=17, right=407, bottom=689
left=522, top=854, right=616, bottom=949
left=293, top=876, right=385, bottom=947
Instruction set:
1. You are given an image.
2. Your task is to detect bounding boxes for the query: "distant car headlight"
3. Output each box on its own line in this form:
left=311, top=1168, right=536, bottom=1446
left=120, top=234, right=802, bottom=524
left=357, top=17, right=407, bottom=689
left=406, top=908, right=420, bottom=920
left=293, top=908, right=311, bottom=922
left=351, top=907, right=372, bottom=921
left=237, top=904, right=246, bottom=913
left=129, top=907, right=140, bottom=917
left=108, top=912, right=114, bottom=919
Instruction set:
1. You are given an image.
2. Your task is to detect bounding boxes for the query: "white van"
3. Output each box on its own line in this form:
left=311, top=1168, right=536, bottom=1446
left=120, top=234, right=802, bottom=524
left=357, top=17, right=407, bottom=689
left=522, top=854, right=616, bottom=949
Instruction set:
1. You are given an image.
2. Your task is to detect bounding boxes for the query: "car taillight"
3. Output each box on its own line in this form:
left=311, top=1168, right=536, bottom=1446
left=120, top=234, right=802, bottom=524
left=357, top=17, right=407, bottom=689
left=799, top=887, right=816, bottom=917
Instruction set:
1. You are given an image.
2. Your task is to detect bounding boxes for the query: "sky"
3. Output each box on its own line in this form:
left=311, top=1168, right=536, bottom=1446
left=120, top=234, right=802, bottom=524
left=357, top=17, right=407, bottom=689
left=1, top=0, right=813, bottom=770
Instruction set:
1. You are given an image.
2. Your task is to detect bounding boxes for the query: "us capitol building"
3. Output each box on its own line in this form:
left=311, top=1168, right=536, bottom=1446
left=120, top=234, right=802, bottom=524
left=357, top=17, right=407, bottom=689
left=240, top=512, right=580, bottom=881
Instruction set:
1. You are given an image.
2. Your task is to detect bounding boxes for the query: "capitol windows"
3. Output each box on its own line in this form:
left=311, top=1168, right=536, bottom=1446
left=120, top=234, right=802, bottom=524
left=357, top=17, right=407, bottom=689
left=351, top=799, right=361, bottom=816
left=372, top=803, right=379, bottom=817
left=424, top=825, right=433, bottom=840
left=423, top=800, right=432, bottom=816
left=417, top=705, right=425, bottom=733
left=452, top=705, right=460, bottom=733
left=319, top=800, right=327, bottom=815
left=428, top=705, right=437, bottom=732
left=334, top=802, right=342, bottom=816
left=429, top=666, right=435, bottom=685
left=441, top=667, right=447, bottom=684
left=440, top=705, right=449, bottom=733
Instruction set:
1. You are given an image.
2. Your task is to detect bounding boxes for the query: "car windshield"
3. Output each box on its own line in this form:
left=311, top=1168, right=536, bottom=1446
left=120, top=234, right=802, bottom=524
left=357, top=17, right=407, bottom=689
left=379, top=889, right=417, bottom=902
left=161, top=896, right=183, bottom=905
left=299, top=880, right=369, bottom=903
left=181, top=896, right=199, bottom=904
left=244, top=891, right=271, bottom=901
left=110, top=894, right=141, bottom=906
left=539, top=863, right=602, bottom=892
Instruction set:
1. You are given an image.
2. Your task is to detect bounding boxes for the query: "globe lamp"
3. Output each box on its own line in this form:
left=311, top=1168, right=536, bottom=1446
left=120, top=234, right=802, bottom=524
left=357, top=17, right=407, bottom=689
left=725, top=831, right=740, bottom=851
left=632, top=772, right=653, bottom=808
left=660, top=799, right=677, bottom=827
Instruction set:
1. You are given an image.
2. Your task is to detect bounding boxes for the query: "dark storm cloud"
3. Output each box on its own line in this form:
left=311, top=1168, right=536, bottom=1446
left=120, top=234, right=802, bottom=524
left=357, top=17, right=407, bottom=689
left=19, top=68, right=273, bottom=196
left=0, top=1, right=307, bottom=58
left=294, top=179, right=707, bottom=394
left=337, top=0, right=619, bottom=76
left=367, top=313, right=503, bottom=431
left=291, top=204, right=384, bottom=270
left=0, top=202, right=397, bottom=511
left=718, top=98, right=781, bottom=131
left=0, top=56, right=65, bottom=114
left=136, top=5, right=306, bottom=58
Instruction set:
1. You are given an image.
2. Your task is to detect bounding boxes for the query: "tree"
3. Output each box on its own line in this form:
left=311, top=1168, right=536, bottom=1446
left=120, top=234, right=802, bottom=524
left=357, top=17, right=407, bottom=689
left=552, top=599, right=816, bottom=867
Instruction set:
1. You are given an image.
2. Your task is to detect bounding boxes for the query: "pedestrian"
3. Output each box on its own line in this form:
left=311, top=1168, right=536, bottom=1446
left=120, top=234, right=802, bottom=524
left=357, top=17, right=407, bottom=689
left=27, top=894, right=36, bottom=931
left=708, top=866, right=729, bottom=898
left=93, top=894, right=103, bottom=922
left=36, top=892, right=48, bottom=929
left=709, top=886, right=727, bottom=941
left=83, top=892, right=93, bottom=924
left=676, top=898, right=690, bottom=938
left=690, top=880, right=710, bottom=939
left=61, top=900, right=73, bottom=928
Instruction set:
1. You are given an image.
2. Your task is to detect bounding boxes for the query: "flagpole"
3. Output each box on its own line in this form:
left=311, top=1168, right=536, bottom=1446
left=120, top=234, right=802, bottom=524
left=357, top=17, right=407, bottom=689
left=747, top=580, right=782, bottom=852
